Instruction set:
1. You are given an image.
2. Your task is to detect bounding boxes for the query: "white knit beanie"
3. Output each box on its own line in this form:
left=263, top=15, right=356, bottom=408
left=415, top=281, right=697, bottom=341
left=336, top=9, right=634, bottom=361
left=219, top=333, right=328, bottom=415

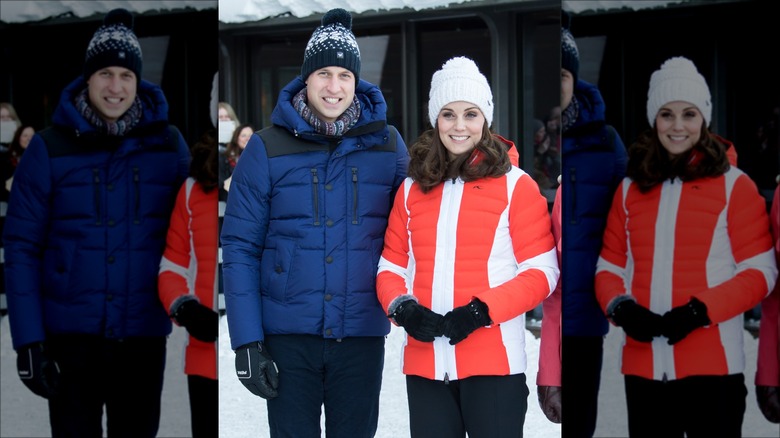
left=428, top=57, right=494, bottom=128
left=646, top=56, right=712, bottom=127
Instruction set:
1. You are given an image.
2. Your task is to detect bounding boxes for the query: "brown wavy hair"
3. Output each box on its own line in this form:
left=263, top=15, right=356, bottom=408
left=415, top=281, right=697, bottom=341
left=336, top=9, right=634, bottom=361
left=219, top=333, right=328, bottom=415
left=190, top=129, right=218, bottom=193
left=407, top=122, right=510, bottom=193
left=627, top=122, right=729, bottom=193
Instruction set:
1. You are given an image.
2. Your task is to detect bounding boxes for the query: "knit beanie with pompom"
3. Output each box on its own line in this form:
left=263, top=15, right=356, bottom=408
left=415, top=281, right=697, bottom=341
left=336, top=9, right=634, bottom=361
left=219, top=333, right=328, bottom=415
left=428, top=56, right=494, bottom=128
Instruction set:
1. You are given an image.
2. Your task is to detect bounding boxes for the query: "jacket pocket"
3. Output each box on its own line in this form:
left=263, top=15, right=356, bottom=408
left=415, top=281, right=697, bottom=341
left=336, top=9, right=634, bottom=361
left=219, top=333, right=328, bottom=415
left=351, top=167, right=359, bottom=224
left=92, top=168, right=102, bottom=225
left=43, top=241, right=76, bottom=300
left=132, top=166, right=141, bottom=225
left=261, top=238, right=297, bottom=303
left=310, top=168, right=320, bottom=225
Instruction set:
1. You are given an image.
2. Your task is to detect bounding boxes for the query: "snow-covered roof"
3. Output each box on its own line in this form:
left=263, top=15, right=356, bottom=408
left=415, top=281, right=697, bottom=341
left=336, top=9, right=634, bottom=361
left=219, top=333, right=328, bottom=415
left=218, top=0, right=728, bottom=24
left=0, top=0, right=726, bottom=26
left=562, top=0, right=686, bottom=14
left=218, top=0, right=514, bottom=23
left=0, top=1, right=216, bottom=24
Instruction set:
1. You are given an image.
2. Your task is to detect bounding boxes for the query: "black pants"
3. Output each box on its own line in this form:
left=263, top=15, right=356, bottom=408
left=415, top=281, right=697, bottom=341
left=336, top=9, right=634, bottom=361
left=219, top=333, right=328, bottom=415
left=264, top=335, right=384, bottom=438
left=561, top=335, right=603, bottom=438
left=406, top=373, right=528, bottom=438
left=188, top=374, right=217, bottom=438
left=625, top=373, right=747, bottom=438
left=46, top=334, right=166, bottom=438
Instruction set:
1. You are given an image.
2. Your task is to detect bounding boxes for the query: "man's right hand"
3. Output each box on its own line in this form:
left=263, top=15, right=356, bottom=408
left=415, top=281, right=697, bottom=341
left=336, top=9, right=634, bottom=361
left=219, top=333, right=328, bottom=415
left=235, top=342, right=279, bottom=399
left=17, top=342, right=60, bottom=399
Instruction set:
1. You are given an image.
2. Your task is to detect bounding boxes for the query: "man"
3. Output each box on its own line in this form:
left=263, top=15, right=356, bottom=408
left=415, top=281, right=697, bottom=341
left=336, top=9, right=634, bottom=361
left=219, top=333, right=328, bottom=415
left=221, top=8, right=409, bottom=437
left=557, top=21, right=628, bottom=438
left=3, top=8, right=190, bottom=437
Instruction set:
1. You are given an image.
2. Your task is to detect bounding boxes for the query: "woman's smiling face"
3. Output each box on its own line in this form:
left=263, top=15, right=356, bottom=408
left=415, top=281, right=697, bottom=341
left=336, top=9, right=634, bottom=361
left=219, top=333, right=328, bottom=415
left=437, top=101, right=485, bottom=160
left=655, top=101, right=703, bottom=156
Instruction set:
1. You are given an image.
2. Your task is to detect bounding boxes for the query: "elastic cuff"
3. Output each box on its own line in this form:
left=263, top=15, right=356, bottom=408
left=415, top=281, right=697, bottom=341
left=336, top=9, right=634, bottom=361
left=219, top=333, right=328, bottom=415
left=605, top=295, right=635, bottom=322
left=387, top=295, right=418, bottom=320
left=169, top=295, right=199, bottom=319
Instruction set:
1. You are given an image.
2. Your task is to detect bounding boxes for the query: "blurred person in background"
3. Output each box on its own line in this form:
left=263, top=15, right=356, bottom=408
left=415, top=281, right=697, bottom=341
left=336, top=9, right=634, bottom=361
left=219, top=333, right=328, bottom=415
left=756, top=182, right=780, bottom=424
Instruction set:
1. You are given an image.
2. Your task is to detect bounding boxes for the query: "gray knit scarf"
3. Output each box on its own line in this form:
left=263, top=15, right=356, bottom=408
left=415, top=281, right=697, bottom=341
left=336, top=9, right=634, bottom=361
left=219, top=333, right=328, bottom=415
left=293, top=88, right=361, bottom=137
left=561, top=95, right=579, bottom=134
left=75, top=88, right=143, bottom=136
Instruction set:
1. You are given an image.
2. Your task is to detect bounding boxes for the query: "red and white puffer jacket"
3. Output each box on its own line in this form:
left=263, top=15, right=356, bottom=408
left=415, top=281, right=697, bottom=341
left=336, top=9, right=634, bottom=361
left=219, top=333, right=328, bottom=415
left=159, top=177, right=219, bottom=380
left=377, top=162, right=558, bottom=382
left=596, top=166, right=777, bottom=381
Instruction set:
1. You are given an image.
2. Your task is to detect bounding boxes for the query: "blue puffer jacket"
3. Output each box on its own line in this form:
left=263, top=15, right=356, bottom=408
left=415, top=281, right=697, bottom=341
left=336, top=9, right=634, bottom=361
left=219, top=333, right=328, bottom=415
left=561, top=79, right=627, bottom=337
left=3, top=77, right=190, bottom=350
left=221, top=77, right=409, bottom=350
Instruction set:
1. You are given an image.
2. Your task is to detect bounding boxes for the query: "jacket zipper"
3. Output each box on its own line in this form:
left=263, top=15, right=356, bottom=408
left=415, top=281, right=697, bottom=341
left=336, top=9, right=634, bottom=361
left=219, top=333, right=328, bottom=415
left=352, top=167, right=358, bottom=224
left=93, top=168, right=102, bottom=225
left=133, top=167, right=140, bottom=224
left=569, top=167, right=577, bottom=224
left=311, top=168, right=320, bottom=225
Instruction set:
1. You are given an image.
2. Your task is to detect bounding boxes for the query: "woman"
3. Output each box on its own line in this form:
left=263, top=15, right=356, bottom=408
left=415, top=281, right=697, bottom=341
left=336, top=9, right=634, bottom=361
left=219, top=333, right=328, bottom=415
left=3, top=124, right=35, bottom=194
left=158, top=129, right=220, bottom=438
left=9, top=124, right=34, bottom=166
left=595, top=57, right=777, bottom=437
left=376, top=56, right=559, bottom=438
left=756, top=183, right=780, bottom=424
left=219, top=123, right=252, bottom=198
left=217, top=101, right=240, bottom=145
left=0, top=102, right=22, bottom=146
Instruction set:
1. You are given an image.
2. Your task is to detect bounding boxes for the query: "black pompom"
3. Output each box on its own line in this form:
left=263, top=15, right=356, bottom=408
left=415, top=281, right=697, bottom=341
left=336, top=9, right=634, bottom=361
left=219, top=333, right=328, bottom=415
left=104, top=8, right=134, bottom=29
left=321, top=8, right=351, bottom=30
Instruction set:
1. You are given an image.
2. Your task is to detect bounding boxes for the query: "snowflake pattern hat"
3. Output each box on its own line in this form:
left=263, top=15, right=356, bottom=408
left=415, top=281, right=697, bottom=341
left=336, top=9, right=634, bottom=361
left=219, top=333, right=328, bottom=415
left=646, top=56, right=712, bottom=127
left=84, top=8, right=143, bottom=82
left=561, top=26, right=579, bottom=84
left=428, top=56, right=494, bottom=128
left=301, top=8, right=361, bottom=82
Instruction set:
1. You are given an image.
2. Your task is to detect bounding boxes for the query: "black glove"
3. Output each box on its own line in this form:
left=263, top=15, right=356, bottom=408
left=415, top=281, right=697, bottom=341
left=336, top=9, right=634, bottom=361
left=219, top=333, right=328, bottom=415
left=441, top=299, right=491, bottom=345
left=537, top=385, right=562, bottom=424
left=172, top=299, right=219, bottom=342
left=235, top=342, right=279, bottom=399
left=16, top=342, right=60, bottom=399
left=756, top=385, right=780, bottom=423
left=661, top=297, right=710, bottom=345
left=389, top=299, right=444, bottom=342
left=609, top=299, right=663, bottom=343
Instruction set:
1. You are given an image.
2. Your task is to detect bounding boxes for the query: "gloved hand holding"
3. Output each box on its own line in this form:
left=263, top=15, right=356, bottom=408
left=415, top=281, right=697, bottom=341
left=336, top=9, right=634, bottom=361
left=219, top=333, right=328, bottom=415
left=609, top=299, right=663, bottom=343
left=537, top=385, right=562, bottom=424
left=17, top=342, right=60, bottom=399
left=235, top=342, right=279, bottom=399
left=389, top=299, right=444, bottom=342
left=441, top=298, right=491, bottom=345
left=756, top=385, right=780, bottom=423
left=661, top=297, right=710, bottom=345
left=172, top=299, right=219, bottom=343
